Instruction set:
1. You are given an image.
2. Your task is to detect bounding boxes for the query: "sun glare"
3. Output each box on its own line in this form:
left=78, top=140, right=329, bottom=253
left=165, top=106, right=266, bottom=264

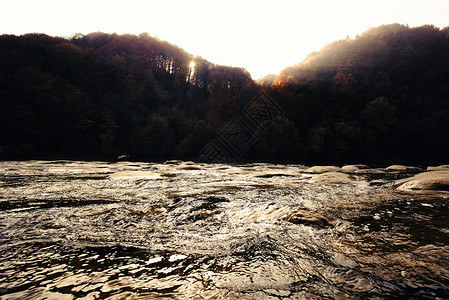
left=1, top=0, right=448, bottom=79
left=187, top=60, right=196, bottom=82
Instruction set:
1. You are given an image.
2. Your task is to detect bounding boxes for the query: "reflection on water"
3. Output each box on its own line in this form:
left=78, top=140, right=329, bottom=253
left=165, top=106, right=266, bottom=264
left=0, top=161, right=448, bottom=299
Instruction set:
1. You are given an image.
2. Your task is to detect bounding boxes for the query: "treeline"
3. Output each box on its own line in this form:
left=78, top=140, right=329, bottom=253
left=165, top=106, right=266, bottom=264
left=1, top=24, right=449, bottom=164
left=0, top=32, right=258, bottom=161
left=261, top=24, right=449, bottom=164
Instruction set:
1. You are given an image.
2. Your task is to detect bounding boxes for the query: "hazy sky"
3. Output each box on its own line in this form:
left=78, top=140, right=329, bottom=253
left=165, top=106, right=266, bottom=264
left=1, top=0, right=448, bottom=79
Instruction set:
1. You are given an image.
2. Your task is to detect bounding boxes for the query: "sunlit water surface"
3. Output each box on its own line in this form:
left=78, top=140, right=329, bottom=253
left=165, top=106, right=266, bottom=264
left=0, top=161, right=448, bottom=299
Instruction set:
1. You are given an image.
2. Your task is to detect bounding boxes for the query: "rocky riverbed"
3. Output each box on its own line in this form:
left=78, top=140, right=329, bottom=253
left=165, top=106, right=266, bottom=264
left=0, top=160, right=448, bottom=299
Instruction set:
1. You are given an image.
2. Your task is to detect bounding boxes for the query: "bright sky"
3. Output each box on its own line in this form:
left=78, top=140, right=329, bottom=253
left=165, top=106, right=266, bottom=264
left=1, top=0, right=448, bottom=79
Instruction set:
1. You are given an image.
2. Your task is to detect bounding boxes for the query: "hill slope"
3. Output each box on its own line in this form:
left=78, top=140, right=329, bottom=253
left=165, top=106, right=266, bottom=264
left=0, top=33, right=257, bottom=160
left=261, top=24, right=449, bottom=163
left=1, top=24, right=448, bottom=163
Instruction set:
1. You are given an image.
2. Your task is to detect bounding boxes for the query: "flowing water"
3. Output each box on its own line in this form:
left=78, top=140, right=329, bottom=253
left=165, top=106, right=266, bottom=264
left=0, top=161, right=448, bottom=299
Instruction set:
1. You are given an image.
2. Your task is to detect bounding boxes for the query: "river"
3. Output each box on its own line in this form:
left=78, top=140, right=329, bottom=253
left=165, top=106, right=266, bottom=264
left=0, top=160, right=448, bottom=299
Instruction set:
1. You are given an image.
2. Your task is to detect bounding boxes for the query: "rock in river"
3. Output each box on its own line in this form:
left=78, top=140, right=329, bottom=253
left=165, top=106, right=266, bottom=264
left=427, top=165, right=449, bottom=171
left=393, top=170, right=449, bottom=192
left=309, top=172, right=355, bottom=184
left=385, top=165, right=422, bottom=173
left=109, top=171, right=161, bottom=179
left=354, top=168, right=385, bottom=175
left=282, top=210, right=333, bottom=229
left=341, top=164, right=369, bottom=173
left=304, top=166, right=342, bottom=174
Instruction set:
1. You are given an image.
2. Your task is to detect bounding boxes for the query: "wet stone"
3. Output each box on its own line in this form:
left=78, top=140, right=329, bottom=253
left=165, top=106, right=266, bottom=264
left=341, top=164, right=369, bottom=173
left=177, top=165, right=203, bottom=171
left=304, top=165, right=342, bottom=174
left=427, top=165, right=449, bottom=172
left=394, top=170, right=449, bottom=192
left=385, top=165, right=423, bottom=173
left=354, top=168, right=385, bottom=174
left=282, top=210, right=333, bottom=229
left=309, top=171, right=356, bottom=184
left=109, top=171, right=161, bottom=179
left=164, top=160, right=184, bottom=165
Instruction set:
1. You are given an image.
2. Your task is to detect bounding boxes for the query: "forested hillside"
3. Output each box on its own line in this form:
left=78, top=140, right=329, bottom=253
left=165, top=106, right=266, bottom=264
left=1, top=24, right=448, bottom=163
left=264, top=24, right=449, bottom=163
left=0, top=32, right=258, bottom=160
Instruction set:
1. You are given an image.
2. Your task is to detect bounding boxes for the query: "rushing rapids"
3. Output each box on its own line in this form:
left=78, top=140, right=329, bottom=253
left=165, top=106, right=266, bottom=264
left=0, top=160, right=448, bottom=299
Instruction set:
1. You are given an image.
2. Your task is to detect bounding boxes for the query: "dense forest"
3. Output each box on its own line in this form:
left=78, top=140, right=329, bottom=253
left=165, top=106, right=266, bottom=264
left=1, top=24, right=448, bottom=164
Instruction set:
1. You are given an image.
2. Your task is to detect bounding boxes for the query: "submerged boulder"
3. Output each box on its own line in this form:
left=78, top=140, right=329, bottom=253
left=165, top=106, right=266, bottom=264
left=427, top=165, right=449, bottom=171
left=341, top=164, right=369, bottom=173
left=385, top=165, right=422, bottom=173
left=304, top=166, right=341, bottom=174
left=177, top=165, right=202, bottom=170
left=354, top=168, right=385, bottom=174
left=252, top=170, right=299, bottom=178
left=177, top=161, right=203, bottom=170
left=109, top=171, right=160, bottom=179
left=393, top=170, right=449, bottom=192
left=164, top=160, right=183, bottom=165
left=282, top=210, right=333, bottom=229
left=309, top=172, right=354, bottom=184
